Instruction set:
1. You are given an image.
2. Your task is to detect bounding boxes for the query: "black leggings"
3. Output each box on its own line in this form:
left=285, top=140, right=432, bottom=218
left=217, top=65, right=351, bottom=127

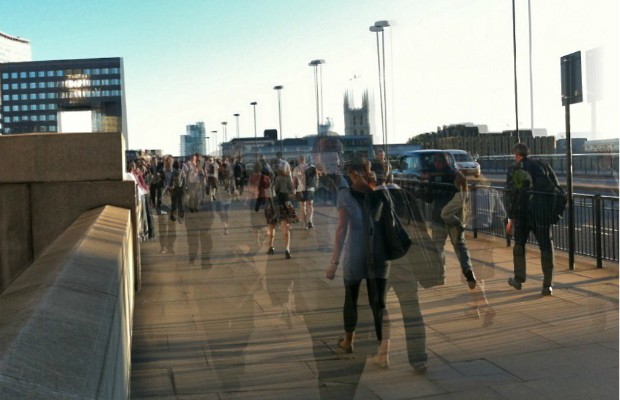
left=343, top=278, right=389, bottom=341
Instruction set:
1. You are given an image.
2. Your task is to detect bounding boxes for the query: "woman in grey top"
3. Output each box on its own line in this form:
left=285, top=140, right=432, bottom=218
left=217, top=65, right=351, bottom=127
left=326, top=160, right=391, bottom=368
left=269, top=166, right=297, bottom=259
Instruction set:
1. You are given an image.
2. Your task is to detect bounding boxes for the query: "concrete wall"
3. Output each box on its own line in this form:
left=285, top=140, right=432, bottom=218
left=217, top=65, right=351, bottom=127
left=0, top=206, right=134, bottom=399
left=0, top=132, right=141, bottom=293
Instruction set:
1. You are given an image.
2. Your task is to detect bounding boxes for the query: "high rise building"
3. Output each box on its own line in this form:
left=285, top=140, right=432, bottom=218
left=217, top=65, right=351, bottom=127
left=0, top=31, right=31, bottom=63
left=0, top=57, right=127, bottom=142
left=180, top=122, right=206, bottom=156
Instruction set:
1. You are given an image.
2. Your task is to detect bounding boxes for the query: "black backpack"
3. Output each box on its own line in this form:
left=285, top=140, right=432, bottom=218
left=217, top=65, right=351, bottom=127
left=536, top=160, right=567, bottom=225
left=305, top=165, right=318, bottom=188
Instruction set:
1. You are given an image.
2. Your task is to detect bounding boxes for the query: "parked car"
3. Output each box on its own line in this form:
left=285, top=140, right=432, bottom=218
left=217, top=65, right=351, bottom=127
left=392, top=149, right=458, bottom=181
left=445, top=149, right=481, bottom=177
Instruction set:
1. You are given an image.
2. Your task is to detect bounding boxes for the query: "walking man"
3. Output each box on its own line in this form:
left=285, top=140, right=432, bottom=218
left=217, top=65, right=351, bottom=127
left=504, top=143, right=557, bottom=296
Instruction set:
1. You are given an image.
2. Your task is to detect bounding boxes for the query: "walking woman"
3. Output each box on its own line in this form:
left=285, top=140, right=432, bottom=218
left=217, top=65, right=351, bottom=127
left=326, top=159, right=391, bottom=368
left=268, top=166, right=298, bottom=259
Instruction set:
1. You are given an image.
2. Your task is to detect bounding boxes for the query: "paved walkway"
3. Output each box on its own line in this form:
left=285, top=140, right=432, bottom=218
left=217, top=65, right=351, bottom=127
left=130, top=201, right=618, bottom=399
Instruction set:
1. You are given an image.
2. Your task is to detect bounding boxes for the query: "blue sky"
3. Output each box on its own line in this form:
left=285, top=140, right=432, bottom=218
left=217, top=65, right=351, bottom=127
left=1, top=0, right=618, bottom=154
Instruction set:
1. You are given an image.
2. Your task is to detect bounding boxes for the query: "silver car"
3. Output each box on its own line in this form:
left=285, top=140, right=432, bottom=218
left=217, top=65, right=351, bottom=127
left=445, top=149, right=480, bottom=177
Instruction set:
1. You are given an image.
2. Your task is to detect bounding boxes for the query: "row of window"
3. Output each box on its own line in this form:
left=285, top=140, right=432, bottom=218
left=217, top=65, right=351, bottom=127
left=3, top=114, right=57, bottom=123
left=4, top=103, right=58, bottom=112
left=1, top=89, right=121, bottom=101
left=2, top=79, right=121, bottom=91
left=1, top=68, right=120, bottom=80
left=3, top=126, right=57, bottom=134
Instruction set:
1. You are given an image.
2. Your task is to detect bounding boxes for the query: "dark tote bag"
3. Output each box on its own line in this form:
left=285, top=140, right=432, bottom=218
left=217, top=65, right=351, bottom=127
left=388, top=187, right=445, bottom=288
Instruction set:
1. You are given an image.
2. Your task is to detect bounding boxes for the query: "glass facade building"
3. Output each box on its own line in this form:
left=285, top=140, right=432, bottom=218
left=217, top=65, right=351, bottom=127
left=0, top=57, right=126, bottom=141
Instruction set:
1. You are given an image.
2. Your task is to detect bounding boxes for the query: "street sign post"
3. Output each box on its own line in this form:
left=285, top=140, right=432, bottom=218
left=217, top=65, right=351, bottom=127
left=561, top=51, right=583, bottom=270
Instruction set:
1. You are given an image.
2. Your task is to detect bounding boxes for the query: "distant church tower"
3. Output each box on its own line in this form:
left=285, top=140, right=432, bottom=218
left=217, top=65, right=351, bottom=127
left=344, top=91, right=371, bottom=136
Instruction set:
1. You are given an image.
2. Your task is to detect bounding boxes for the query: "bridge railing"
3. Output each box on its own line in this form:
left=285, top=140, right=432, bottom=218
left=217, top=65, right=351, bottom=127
left=394, top=177, right=620, bottom=264
left=478, top=153, right=619, bottom=178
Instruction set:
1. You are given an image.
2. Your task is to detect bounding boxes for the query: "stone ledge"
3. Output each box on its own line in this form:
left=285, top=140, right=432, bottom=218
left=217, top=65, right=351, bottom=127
left=0, top=205, right=134, bottom=399
left=0, top=132, right=125, bottom=183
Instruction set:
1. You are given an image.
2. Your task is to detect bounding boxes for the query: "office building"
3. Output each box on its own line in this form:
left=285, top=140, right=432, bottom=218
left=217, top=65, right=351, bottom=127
left=0, top=57, right=127, bottom=142
left=0, top=31, right=31, bottom=63
left=180, top=122, right=206, bottom=156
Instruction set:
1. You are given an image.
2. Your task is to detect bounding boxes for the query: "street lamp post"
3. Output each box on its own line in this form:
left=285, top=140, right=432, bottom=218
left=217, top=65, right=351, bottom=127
left=369, top=20, right=390, bottom=158
left=250, top=101, right=258, bottom=161
left=210, top=130, right=218, bottom=156
left=273, top=85, right=284, bottom=156
left=233, top=113, right=240, bottom=138
left=221, top=121, right=228, bottom=157
left=308, top=59, right=325, bottom=135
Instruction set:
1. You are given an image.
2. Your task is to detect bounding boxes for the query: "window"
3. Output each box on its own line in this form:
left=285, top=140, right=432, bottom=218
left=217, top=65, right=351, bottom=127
left=28, top=71, right=36, bottom=78
left=47, top=71, right=54, bottom=77
left=56, top=70, right=63, bottom=77
left=20, top=83, right=27, bottom=89
left=11, top=83, right=18, bottom=90
left=29, top=82, right=36, bottom=89
left=39, top=104, right=47, bottom=110
left=19, top=72, right=26, bottom=78
left=1, top=84, right=8, bottom=90
left=21, top=105, right=28, bottom=111
left=101, top=68, right=109, bottom=74
left=22, top=115, right=29, bottom=121
left=31, top=115, right=38, bottom=121
left=49, top=114, right=56, bottom=120
left=38, top=93, right=46, bottom=99
left=39, top=126, right=47, bottom=132
left=12, top=94, right=19, bottom=101
left=48, top=104, right=57, bottom=110
left=29, top=104, right=37, bottom=111
left=1, top=73, right=8, bottom=79
left=92, top=68, right=100, bottom=75
left=38, top=71, right=45, bottom=78
left=49, top=126, right=56, bottom=132
left=11, top=105, right=18, bottom=111
left=40, top=115, right=47, bottom=121
left=2, top=95, right=8, bottom=101
left=38, top=82, right=45, bottom=88
left=47, top=82, right=54, bottom=88
left=92, top=79, right=101, bottom=86
left=3, top=106, right=10, bottom=112
left=83, top=68, right=91, bottom=75
left=29, top=94, right=37, bottom=100
left=10, top=72, right=17, bottom=79
left=20, top=94, right=27, bottom=100
left=110, top=67, right=119, bottom=74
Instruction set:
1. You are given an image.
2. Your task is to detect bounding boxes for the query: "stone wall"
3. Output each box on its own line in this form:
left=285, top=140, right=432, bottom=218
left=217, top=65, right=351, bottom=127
left=0, top=132, right=141, bottom=293
left=0, top=206, right=134, bottom=399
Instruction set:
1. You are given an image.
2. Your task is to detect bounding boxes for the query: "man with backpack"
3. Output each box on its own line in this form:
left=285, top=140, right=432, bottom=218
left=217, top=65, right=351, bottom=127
left=504, top=143, right=565, bottom=296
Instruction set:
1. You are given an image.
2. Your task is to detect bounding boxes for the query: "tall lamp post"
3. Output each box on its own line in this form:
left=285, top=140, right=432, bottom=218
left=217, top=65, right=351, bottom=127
left=211, top=130, right=218, bottom=156
left=273, top=85, right=284, bottom=155
left=370, top=20, right=390, bottom=157
left=221, top=122, right=228, bottom=157
left=233, top=113, right=240, bottom=138
left=308, top=59, right=325, bottom=135
left=250, top=101, right=258, bottom=160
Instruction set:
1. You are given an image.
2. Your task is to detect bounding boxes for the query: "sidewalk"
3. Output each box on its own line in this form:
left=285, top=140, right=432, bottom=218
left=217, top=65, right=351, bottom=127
left=131, top=203, right=618, bottom=399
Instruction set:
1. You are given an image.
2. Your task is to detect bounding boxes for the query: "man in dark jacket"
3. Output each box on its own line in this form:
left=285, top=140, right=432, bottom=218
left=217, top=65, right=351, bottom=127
left=504, top=143, right=556, bottom=296
left=423, top=153, right=474, bottom=285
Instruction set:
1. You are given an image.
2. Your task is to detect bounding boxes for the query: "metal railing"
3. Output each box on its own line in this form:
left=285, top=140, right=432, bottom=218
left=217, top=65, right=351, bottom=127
left=394, top=178, right=619, bottom=264
left=478, top=153, right=619, bottom=178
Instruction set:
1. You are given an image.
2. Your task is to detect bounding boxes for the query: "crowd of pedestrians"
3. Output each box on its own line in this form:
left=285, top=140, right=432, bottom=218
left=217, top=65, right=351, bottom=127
left=127, top=142, right=558, bottom=391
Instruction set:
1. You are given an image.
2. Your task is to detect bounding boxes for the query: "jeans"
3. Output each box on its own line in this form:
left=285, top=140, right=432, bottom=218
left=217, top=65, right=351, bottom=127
left=432, top=222, right=472, bottom=273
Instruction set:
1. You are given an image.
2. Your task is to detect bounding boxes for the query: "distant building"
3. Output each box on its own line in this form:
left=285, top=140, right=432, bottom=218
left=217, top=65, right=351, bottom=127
left=415, top=124, right=555, bottom=155
left=582, top=138, right=620, bottom=153
left=555, top=138, right=587, bottom=154
left=343, top=91, right=372, bottom=136
left=0, top=31, right=31, bottom=63
left=0, top=57, right=127, bottom=142
left=180, top=122, right=206, bottom=156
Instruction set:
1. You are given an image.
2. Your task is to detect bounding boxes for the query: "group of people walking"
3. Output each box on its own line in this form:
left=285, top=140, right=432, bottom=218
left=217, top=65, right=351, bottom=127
left=128, top=142, right=560, bottom=381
